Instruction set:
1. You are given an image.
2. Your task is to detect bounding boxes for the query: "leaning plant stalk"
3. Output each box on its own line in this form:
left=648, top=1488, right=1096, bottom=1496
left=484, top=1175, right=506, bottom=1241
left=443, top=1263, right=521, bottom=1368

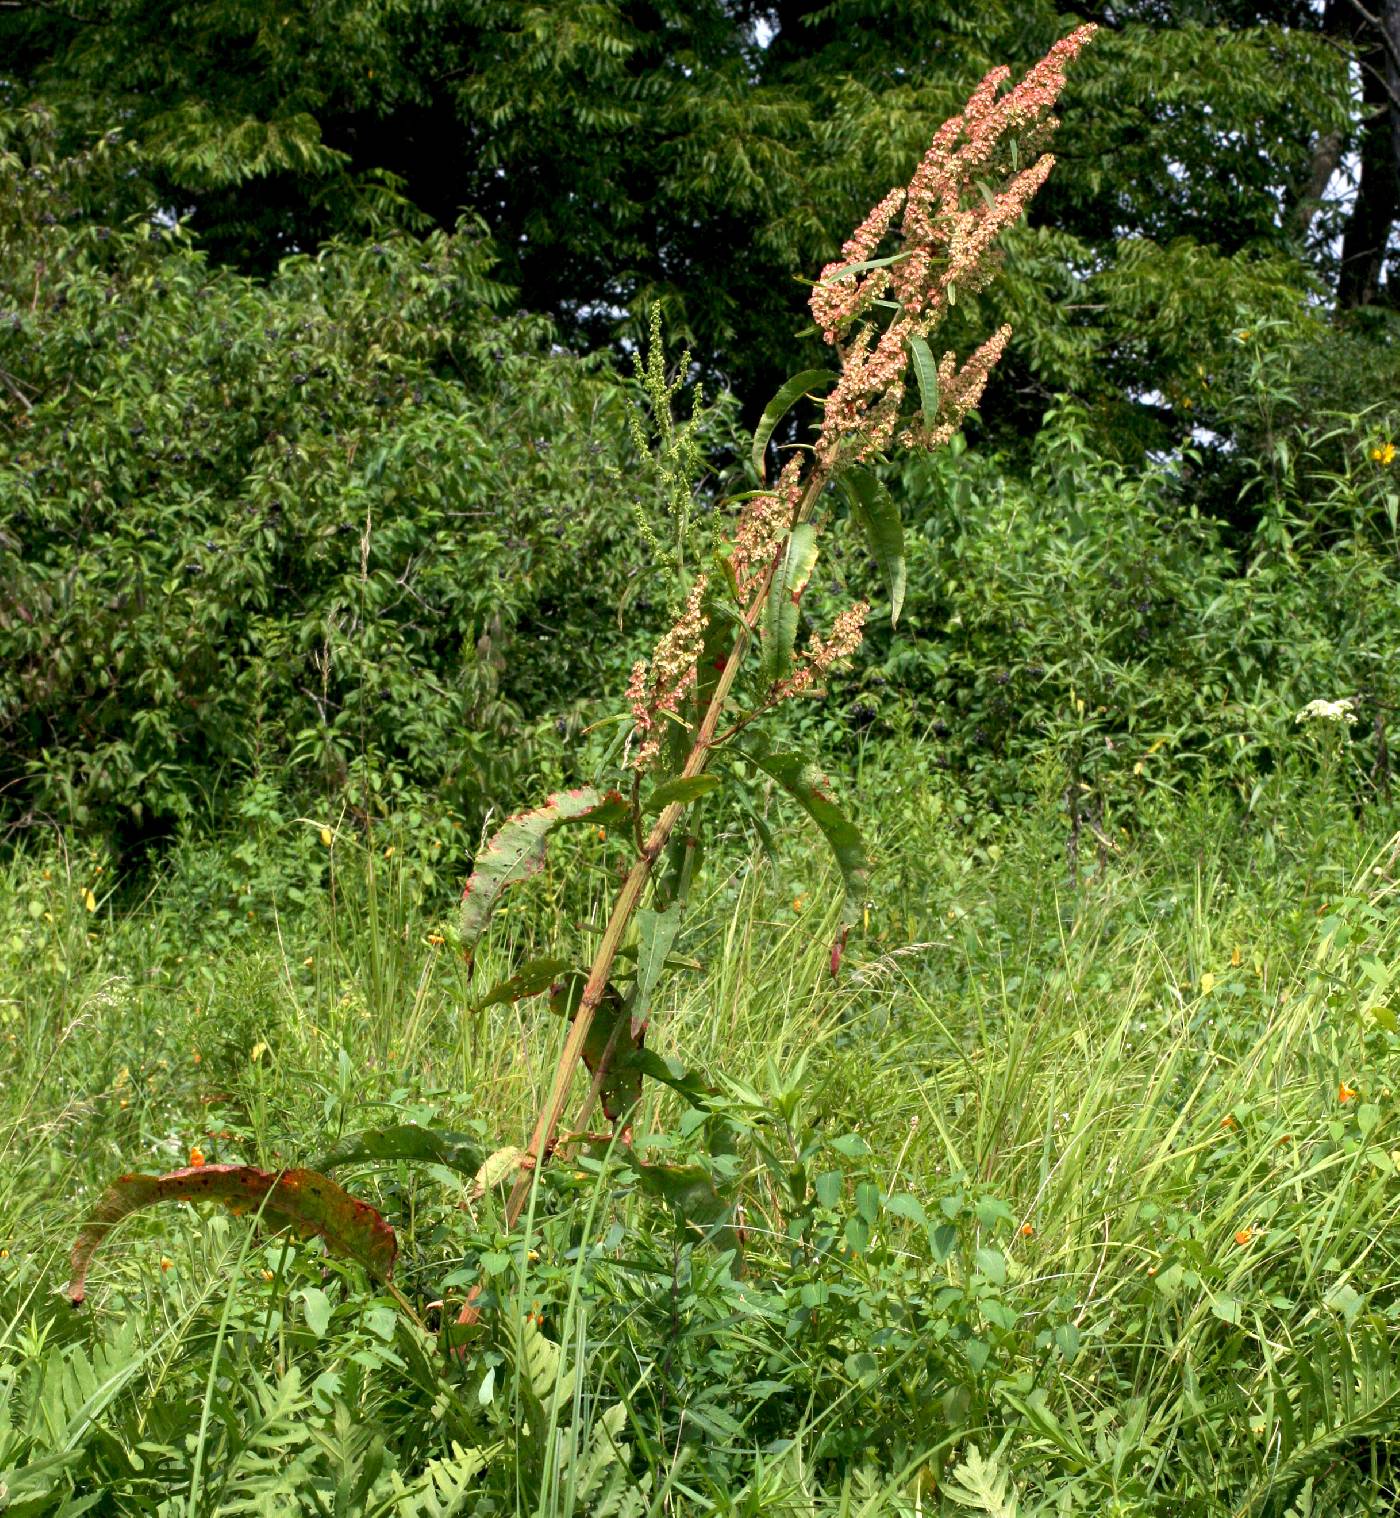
left=494, top=466, right=831, bottom=1241
left=478, top=20, right=1100, bottom=1289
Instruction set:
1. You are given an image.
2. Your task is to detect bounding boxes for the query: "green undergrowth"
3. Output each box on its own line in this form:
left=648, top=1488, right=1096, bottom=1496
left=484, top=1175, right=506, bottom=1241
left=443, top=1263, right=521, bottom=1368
left=3, top=772, right=1400, bottom=1515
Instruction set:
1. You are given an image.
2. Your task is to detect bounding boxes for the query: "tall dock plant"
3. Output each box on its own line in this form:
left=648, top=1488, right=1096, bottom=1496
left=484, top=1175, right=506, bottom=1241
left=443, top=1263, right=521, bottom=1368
left=66, top=27, right=1097, bottom=1330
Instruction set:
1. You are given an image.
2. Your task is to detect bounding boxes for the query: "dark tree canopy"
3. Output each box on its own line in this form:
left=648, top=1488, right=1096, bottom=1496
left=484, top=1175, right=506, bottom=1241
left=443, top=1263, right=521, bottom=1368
left=4, top=0, right=1397, bottom=469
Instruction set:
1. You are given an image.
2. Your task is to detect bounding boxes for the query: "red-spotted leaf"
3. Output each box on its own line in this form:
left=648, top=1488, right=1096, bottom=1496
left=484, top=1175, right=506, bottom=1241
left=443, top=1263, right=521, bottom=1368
left=460, top=788, right=627, bottom=955
left=65, top=1165, right=396, bottom=1305
left=475, top=956, right=576, bottom=1011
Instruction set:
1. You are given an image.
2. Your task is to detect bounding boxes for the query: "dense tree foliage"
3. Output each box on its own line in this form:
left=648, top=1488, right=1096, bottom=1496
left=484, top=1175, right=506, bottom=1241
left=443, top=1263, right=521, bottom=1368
left=2, top=6, right=1400, bottom=853
left=0, top=111, right=729, bottom=849
left=4, top=0, right=1397, bottom=474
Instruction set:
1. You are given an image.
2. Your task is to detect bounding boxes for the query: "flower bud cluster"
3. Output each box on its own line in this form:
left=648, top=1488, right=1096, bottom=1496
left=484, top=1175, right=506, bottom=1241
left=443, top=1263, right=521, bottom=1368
left=730, top=457, right=805, bottom=594
left=627, top=576, right=710, bottom=769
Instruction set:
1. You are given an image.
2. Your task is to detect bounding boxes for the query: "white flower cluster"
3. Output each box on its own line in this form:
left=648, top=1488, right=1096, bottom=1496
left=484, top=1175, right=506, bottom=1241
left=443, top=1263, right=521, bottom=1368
left=1295, top=697, right=1357, bottom=726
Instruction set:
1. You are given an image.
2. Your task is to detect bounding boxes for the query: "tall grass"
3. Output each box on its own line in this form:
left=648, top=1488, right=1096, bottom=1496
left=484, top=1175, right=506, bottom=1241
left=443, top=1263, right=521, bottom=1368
left=3, top=772, right=1399, bottom=1513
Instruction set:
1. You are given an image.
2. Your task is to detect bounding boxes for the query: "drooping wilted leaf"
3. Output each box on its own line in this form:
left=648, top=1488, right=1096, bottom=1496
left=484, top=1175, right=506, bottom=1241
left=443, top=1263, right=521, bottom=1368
left=313, top=1125, right=485, bottom=1180
left=460, top=788, right=627, bottom=955
left=630, top=1159, right=743, bottom=1264
left=743, top=745, right=869, bottom=927
left=66, top=1165, right=396, bottom=1305
left=751, top=369, right=834, bottom=482
left=470, top=1147, right=531, bottom=1200
left=837, top=468, right=906, bottom=626
left=643, top=774, right=722, bottom=814
left=632, top=1050, right=715, bottom=1109
left=475, top=956, right=576, bottom=1010
left=549, top=974, right=644, bottom=1123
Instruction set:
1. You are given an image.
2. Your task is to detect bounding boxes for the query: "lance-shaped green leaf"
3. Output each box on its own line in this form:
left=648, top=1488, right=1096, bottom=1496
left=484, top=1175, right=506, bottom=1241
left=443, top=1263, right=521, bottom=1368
left=643, top=773, right=721, bottom=815
left=751, top=369, right=833, bottom=482
left=475, top=956, right=575, bottom=1010
left=762, top=523, right=819, bottom=686
left=907, top=333, right=941, bottom=429
left=743, top=746, right=869, bottom=926
left=66, top=1165, right=396, bottom=1305
left=816, top=249, right=913, bottom=285
left=313, top=1125, right=485, bottom=1179
left=837, top=468, right=906, bottom=626
left=630, top=902, right=682, bottom=1028
left=459, top=787, right=627, bottom=955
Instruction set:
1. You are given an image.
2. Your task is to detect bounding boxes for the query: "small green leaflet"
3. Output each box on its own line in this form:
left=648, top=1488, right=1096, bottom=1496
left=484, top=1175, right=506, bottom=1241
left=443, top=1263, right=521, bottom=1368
left=907, top=333, right=940, bottom=428
left=630, top=902, right=682, bottom=1028
left=836, top=468, right=905, bottom=626
left=762, top=523, right=819, bottom=686
left=459, top=787, right=627, bottom=955
left=751, top=369, right=833, bottom=482
left=742, top=745, right=869, bottom=926
left=66, top=1165, right=397, bottom=1304
left=814, top=249, right=913, bottom=285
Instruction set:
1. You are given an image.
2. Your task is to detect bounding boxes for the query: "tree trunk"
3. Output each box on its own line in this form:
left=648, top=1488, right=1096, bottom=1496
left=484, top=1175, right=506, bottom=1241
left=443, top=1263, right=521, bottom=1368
left=1292, top=127, right=1345, bottom=241
left=1337, top=0, right=1400, bottom=307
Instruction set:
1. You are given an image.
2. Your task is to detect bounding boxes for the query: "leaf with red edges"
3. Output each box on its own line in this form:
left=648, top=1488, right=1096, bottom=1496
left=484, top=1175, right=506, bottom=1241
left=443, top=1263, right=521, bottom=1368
left=459, top=788, right=627, bottom=956
left=65, top=1164, right=396, bottom=1305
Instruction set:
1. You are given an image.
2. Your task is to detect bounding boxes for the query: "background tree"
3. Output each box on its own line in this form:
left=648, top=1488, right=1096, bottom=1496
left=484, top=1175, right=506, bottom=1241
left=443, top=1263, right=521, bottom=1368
left=4, top=0, right=1394, bottom=483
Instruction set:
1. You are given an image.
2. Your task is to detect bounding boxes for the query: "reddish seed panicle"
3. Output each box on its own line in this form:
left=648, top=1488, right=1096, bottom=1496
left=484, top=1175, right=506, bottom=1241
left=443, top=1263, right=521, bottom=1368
left=810, top=24, right=1096, bottom=467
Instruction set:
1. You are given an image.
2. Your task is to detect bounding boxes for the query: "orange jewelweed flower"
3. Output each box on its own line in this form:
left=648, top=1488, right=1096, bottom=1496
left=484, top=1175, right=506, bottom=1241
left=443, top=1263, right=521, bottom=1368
left=1219, top=1115, right=1238, bottom=1131
left=1019, top=1223, right=1035, bottom=1238
left=188, top=1146, right=206, bottom=1168
left=1235, top=1228, right=1254, bottom=1247
left=1339, top=1082, right=1358, bottom=1104
left=160, top=1256, right=174, bottom=1272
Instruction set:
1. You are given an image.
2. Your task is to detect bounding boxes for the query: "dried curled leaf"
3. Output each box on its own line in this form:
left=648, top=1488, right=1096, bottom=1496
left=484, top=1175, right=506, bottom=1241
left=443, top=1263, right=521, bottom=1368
left=66, top=1164, right=396, bottom=1305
